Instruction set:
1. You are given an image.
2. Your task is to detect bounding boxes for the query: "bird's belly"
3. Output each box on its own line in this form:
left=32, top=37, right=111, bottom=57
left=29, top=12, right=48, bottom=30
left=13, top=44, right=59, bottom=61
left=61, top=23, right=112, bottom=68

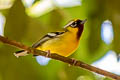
left=37, top=37, right=79, bottom=57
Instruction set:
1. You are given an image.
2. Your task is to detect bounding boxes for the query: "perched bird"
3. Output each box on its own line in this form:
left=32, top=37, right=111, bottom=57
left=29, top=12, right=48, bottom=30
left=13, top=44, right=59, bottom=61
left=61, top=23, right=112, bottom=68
left=14, top=19, right=86, bottom=58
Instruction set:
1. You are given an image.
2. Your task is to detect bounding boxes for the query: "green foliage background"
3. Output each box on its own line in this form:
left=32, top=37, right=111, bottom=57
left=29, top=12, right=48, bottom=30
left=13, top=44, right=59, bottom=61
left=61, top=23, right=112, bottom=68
left=0, top=0, right=120, bottom=80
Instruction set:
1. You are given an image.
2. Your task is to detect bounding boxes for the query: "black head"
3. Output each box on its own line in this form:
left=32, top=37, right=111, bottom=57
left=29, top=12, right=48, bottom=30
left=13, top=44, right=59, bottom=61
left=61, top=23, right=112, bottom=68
left=64, top=19, right=87, bottom=28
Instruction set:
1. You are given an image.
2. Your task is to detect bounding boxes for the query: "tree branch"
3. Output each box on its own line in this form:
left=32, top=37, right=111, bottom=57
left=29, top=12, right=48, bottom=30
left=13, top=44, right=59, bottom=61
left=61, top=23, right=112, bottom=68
left=0, top=35, right=120, bottom=80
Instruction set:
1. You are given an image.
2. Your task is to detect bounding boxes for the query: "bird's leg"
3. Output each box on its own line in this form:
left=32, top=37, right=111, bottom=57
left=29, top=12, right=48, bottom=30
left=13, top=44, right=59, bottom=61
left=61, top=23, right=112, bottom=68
left=45, top=50, right=51, bottom=57
left=72, top=58, right=77, bottom=65
left=69, top=58, right=77, bottom=66
left=33, top=50, right=51, bottom=58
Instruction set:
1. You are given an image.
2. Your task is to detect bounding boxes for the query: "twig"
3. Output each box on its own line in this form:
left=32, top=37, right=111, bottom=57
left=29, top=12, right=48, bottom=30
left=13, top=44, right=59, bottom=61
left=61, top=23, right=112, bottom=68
left=0, top=35, right=120, bottom=80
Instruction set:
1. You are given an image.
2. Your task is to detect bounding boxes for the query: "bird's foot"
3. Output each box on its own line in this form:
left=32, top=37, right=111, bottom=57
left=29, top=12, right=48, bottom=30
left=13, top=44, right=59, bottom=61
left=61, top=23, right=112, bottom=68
left=68, top=58, right=77, bottom=66
left=45, top=50, right=51, bottom=57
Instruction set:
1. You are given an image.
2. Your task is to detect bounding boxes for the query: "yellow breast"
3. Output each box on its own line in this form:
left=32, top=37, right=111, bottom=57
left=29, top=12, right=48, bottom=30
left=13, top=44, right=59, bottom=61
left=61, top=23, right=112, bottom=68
left=37, top=28, right=80, bottom=57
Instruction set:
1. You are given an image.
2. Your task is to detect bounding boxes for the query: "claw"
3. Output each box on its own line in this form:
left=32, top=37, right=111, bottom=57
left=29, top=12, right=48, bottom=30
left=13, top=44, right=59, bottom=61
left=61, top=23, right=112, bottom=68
left=45, top=50, right=51, bottom=57
left=68, top=58, right=77, bottom=66
left=72, top=58, right=77, bottom=65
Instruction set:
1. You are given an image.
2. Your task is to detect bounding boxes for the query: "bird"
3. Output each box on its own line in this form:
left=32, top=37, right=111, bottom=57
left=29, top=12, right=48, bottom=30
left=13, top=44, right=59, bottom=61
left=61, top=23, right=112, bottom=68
left=14, top=19, right=86, bottom=58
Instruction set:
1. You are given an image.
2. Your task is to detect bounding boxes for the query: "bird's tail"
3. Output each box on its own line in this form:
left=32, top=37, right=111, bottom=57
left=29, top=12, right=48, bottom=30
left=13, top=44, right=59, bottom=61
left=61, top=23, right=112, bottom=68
left=14, top=50, right=28, bottom=58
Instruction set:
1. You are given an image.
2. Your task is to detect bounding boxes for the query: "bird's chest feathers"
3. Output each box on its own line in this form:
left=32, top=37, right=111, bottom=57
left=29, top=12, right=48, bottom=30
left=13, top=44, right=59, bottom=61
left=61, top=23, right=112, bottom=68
left=39, top=31, right=79, bottom=56
left=61, top=32, right=79, bottom=47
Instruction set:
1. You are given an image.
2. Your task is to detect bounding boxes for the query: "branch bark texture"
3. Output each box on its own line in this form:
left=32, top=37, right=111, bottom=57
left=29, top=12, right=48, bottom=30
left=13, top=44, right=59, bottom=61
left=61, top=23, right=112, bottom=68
left=0, top=35, right=120, bottom=80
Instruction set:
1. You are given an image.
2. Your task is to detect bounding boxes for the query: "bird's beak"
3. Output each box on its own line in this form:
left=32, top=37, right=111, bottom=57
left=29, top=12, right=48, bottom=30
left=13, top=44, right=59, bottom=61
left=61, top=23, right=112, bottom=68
left=81, top=19, right=87, bottom=24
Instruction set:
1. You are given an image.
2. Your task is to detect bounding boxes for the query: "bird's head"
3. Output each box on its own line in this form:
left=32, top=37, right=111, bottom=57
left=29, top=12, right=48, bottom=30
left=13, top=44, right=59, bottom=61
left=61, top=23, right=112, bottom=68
left=64, top=19, right=86, bottom=35
left=64, top=19, right=86, bottom=30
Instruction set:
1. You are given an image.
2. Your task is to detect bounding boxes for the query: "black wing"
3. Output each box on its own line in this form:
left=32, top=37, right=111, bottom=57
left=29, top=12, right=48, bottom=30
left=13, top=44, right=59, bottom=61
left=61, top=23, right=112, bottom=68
left=32, top=31, right=65, bottom=48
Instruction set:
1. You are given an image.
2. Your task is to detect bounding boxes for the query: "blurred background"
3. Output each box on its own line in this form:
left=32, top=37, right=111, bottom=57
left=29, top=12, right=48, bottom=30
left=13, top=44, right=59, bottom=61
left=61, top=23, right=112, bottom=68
left=0, top=0, right=120, bottom=80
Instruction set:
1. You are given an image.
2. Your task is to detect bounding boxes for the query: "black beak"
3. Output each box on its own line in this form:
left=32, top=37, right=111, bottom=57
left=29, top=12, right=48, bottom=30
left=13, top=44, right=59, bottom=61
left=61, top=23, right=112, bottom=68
left=81, top=19, right=87, bottom=24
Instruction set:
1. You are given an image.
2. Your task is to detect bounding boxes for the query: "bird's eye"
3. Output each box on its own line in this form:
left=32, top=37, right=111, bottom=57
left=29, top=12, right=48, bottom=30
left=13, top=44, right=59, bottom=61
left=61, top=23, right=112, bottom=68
left=71, top=22, right=77, bottom=27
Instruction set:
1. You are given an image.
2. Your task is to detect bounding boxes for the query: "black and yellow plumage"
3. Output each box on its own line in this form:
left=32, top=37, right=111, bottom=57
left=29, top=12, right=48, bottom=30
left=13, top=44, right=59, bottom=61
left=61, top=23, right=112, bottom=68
left=14, top=19, right=86, bottom=57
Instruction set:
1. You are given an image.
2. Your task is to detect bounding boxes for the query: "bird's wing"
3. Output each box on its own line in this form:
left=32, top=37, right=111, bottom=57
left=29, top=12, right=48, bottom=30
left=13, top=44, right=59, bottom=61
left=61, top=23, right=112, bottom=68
left=32, top=31, right=65, bottom=48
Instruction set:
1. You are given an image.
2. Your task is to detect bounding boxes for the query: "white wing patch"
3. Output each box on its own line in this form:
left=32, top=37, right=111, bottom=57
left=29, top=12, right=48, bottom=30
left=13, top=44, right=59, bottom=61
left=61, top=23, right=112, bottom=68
left=32, top=32, right=65, bottom=48
left=64, top=21, right=74, bottom=28
left=47, top=33, right=57, bottom=37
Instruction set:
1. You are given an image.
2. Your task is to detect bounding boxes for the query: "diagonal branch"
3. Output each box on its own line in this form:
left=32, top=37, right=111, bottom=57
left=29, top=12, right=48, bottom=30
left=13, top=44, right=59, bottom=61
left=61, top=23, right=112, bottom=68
left=0, top=35, right=120, bottom=80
